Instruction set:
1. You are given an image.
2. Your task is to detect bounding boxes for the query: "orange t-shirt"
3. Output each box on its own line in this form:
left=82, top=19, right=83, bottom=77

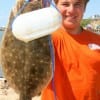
left=41, top=28, right=100, bottom=100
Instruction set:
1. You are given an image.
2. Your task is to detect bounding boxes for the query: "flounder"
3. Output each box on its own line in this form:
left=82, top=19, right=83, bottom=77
left=0, top=0, right=53, bottom=100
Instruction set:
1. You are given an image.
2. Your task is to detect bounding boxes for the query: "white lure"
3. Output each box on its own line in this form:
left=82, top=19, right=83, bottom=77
left=12, top=4, right=62, bottom=43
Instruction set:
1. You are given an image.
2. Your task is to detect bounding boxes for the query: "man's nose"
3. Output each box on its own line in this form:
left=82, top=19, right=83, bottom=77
left=68, top=5, right=75, bottom=13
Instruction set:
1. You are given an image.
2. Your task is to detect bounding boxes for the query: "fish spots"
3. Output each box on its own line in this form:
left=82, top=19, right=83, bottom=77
left=0, top=1, right=53, bottom=100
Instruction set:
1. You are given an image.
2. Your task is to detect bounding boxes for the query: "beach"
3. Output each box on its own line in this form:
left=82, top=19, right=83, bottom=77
left=0, top=78, right=41, bottom=100
left=0, top=78, right=18, bottom=100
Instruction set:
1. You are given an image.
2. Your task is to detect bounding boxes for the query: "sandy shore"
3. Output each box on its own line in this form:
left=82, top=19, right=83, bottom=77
left=0, top=78, right=41, bottom=100
left=0, top=88, right=19, bottom=100
left=0, top=78, right=18, bottom=100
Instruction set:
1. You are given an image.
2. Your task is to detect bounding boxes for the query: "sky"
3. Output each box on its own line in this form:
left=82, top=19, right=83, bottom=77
left=0, top=0, right=100, bottom=27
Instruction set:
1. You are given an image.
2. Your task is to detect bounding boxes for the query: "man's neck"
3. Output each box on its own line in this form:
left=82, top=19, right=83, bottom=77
left=61, top=26, right=83, bottom=35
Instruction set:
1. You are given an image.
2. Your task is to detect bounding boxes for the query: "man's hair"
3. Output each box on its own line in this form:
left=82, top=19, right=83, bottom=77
left=54, top=0, right=89, bottom=6
left=85, top=0, right=89, bottom=6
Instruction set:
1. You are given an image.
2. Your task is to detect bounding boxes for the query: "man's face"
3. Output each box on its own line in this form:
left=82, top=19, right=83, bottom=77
left=57, top=0, right=85, bottom=29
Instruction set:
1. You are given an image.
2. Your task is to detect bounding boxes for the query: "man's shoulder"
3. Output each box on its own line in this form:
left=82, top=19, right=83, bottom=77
left=84, top=29, right=100, bottom=37
left=52, top=28, right=65, bottom=39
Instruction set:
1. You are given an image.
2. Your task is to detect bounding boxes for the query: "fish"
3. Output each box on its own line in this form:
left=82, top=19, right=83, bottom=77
left=0, top=0, right=53, bottom=100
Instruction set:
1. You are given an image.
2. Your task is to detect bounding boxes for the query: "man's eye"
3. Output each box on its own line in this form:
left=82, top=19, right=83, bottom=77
left=74, top=3, right=82, bottom=7
left=62, top=3, right=69, bottom=6
left=61, top=2, right=70, bottom=6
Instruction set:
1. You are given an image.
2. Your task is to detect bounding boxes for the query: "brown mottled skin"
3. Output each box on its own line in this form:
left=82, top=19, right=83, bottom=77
left=0, top=0, right=52, bottom=100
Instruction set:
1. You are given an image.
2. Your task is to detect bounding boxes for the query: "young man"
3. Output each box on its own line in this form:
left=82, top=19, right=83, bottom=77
left=41, top=0, right=100, bottom=100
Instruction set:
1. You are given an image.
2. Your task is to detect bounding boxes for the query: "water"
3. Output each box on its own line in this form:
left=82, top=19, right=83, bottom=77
left=0, top=31, right=4, bottom=40
left=0, top=66, right=4, bottom=78
left=0, top=30, right=4, bottom=77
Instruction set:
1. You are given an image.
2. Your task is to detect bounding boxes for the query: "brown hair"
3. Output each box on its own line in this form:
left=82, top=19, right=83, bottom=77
left=54, top=0, right=89, bottom=6
left=84, top=0, right=89, bottom=7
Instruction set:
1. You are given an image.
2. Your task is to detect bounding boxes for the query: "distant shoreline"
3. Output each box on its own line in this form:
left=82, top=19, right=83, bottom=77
left=0, top=27, right=5, bottom=31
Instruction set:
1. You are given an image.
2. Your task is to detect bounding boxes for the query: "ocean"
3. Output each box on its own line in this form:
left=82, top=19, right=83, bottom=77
left=0, top=31, right=4, bottom=41
left=0, top=30, right=4, bottom=77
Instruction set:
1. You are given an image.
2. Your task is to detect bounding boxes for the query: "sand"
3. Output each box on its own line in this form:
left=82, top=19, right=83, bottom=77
left=0, top=78, right=41, bottom=100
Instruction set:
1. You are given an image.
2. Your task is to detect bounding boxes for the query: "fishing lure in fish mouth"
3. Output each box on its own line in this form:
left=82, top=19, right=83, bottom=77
left=12, top=0, right=62, bottom=43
